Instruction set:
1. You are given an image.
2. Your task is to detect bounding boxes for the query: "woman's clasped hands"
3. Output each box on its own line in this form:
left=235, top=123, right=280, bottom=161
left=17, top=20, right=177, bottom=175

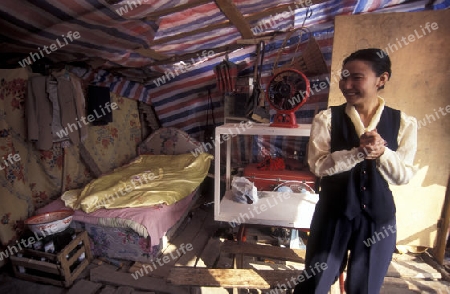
left=359, top=129, right=387, bottom=160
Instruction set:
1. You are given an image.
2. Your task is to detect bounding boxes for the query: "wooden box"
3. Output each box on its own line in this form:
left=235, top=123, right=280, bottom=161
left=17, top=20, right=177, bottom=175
left=10, top=230, right=92, bottom=287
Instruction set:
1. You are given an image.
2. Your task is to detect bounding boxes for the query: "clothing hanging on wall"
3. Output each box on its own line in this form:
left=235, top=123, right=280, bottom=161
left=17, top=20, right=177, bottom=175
left=26, top=71, right=86, bottom=150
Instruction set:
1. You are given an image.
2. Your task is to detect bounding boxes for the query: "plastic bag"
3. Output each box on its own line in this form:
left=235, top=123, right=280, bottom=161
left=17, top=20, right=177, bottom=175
left=231, top=177, right=258, bottom=204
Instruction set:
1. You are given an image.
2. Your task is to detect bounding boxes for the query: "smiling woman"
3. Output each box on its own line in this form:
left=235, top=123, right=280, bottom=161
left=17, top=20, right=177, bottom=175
left=338, top=50, right=391, bottom=130
left=295, top=48, right=418, bottom=294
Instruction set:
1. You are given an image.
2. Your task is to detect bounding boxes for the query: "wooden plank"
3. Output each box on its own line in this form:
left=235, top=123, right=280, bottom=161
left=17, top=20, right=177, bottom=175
left=57, top=227, right=90, bottom=265
left=386, top=257, right=441, bottom=280
left=82, top=230, right=93, bottom=261
left=98, top=257, right=125, bottom=268
left=214, top=0, right=253, bottom=39
left=381, top=277, right=411, bottom=289
left=175, top=209, right=217, bottom=267
left=420, top=250, right=450, bottom=282
left=13, top=272, right=65, bottom=287
left=23, top=248, right=58, bottom=262
left=98, top=285, right=117, bottom=294
left=190, top=287, right=231, bottom=294
left=72, top=262, right=98, bottom=282
left=220, top=240, right=306, bottom=263
left=128, top=262, right=146, bottom=276
left=134, top=48, right=168, bottom=60
left=91, top=264, right=190, bottom=294
left=118, top=260, right=134, bottom=273
left=60, top=232, right=92, bottom=287
left=10, top=256, right=61, bottom=275
left=190, top=238, right=231, bottom=294
left=148, top=43, right=245, bottom=66
left=65, top=258, right=90, bottom=287
left=195, top=237, right=223, bottom=268
left=168, top=268, right=303, bottom=289
left=382, top=277, right=450, bottom=293
left=115, top=286, right=134, bottom=294
left=144, top=208, right=209, bottom=277
left=432, top=176, right=450, bottom=265
left=63, top=245, right=85, bottom=270
left=174, top=236, right=210, bottom=267
left=67, top=279, right=102, bottom=294
left=236, top=36, right=274, bottom=44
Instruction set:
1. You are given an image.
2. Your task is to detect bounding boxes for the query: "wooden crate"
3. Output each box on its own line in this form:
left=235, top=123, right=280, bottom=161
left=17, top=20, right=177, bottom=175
left=10, top=230, right=92, bottom=287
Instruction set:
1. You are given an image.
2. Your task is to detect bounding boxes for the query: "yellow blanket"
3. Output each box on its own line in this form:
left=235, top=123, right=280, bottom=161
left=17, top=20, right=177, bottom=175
left=63, top=153, right=213, bottom=213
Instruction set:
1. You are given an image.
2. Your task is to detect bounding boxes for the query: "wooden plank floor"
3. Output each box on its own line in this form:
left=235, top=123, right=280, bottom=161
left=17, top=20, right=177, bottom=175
left=0, top=194, right=449, bottom=293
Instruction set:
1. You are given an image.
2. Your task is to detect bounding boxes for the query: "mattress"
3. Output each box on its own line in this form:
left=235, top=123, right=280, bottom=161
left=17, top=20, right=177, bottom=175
left=36, top=189, right=196, bottom=240
left=36, top=189, right=199, bottom=262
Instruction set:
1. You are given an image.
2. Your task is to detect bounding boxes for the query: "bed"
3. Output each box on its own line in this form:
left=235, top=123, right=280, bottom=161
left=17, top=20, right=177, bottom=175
left=36, top=127, right=212, bottom=263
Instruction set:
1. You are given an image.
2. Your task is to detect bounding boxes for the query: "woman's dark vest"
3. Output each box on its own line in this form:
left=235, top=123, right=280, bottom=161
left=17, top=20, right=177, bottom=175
left=318, top=103, right=401, bottom=224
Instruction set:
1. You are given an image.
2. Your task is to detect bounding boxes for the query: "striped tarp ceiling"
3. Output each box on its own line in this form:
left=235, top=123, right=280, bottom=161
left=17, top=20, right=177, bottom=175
left=1, top=0, right=443, bottom=71
left=0, top=0, right=448, bottom=139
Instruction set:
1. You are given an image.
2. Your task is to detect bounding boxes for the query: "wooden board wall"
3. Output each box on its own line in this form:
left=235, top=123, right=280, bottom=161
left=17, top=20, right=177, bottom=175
left=329, top=9, right=450, bottom=247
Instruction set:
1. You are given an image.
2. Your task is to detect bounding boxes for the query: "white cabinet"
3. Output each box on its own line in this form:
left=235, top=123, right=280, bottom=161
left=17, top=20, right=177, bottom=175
left=213, top=123, right=319, bottom=229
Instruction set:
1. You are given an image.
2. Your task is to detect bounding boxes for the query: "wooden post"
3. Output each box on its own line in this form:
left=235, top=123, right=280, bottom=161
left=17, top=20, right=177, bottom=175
left=432, top=175, right=450, bottom=265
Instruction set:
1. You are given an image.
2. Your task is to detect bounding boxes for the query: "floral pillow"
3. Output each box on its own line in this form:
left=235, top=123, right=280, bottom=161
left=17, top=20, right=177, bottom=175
left=137, top=127, right=201, bottom=155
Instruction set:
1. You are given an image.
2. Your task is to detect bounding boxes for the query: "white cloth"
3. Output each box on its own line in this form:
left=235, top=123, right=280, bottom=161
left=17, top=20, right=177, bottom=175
left=308, top=97, right=418, bottom=185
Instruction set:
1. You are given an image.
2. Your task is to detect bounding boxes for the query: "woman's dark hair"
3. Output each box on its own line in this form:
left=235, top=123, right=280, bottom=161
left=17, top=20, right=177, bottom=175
left=343, top=48, right=392, bottom=90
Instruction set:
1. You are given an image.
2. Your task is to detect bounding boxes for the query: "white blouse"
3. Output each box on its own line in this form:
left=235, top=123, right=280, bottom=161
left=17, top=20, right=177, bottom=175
left=307, top=97, right=418, bottom=185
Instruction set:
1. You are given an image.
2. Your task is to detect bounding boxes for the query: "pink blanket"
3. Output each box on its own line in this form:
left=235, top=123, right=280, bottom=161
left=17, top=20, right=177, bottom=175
left=36, top=191, right=195, bottom=244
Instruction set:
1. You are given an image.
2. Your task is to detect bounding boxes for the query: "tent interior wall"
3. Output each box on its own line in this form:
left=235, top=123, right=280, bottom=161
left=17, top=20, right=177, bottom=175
left=0, top=0, right=449, bottom=268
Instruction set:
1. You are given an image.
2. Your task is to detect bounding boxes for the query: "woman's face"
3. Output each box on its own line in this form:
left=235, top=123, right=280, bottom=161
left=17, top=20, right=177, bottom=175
left=339, top=60, right=386, bottom=107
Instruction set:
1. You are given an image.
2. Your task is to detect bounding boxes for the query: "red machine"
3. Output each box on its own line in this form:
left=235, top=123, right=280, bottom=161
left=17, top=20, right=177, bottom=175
left=243, top=161, right=316, bottom=192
